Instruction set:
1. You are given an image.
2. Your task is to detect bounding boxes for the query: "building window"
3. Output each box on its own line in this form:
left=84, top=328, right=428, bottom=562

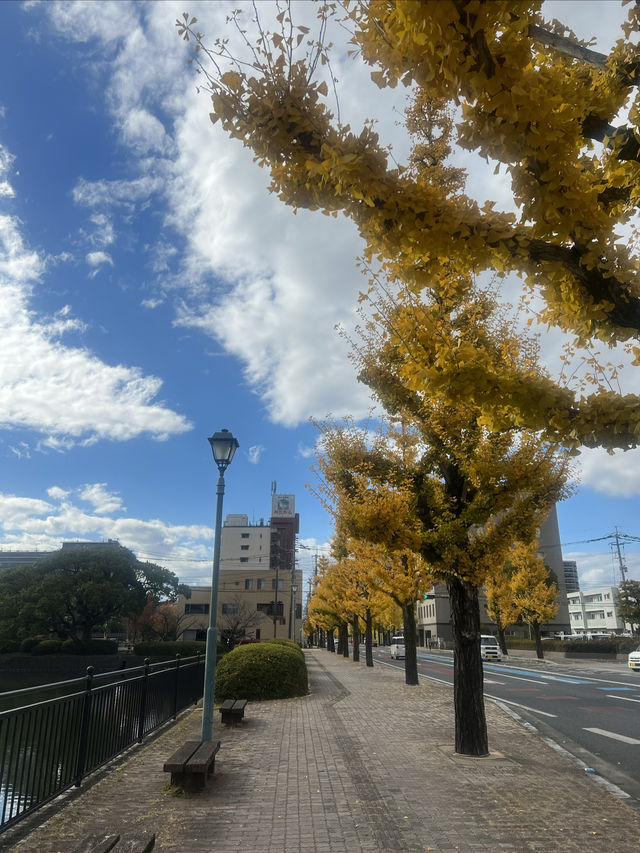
left=257, top=578, right=266, bottom=590
left=185, top=603, right=209, bottom=614
left=240, top=557, right=249, bottom=563
left=241, top=533, right=250, bottom=539
left=241, top=545, right=249, bottom=551
left=222, top=603, right=239, bottom=615
left=272, top=578, right=284, bottom=591
left=245, top=578, right=253, bottom=590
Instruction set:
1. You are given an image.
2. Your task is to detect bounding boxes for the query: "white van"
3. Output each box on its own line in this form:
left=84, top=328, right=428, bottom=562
left=480, top=635, right=502, bottom=662
left=390, top=636, right=406, bottom=659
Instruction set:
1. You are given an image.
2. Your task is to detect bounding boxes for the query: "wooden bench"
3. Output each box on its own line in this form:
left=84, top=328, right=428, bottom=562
left=219, top=699, right=248, bottom=725
left=163, top=739, right=220, bottom=792
left=71, top=833, right=155, bottom=853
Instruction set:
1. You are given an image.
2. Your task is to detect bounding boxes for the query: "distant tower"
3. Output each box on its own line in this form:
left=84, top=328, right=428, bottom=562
left=563, top=560, right=580, bottom=593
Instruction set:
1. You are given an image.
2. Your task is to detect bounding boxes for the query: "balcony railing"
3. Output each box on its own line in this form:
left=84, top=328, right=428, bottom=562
left=0, top=654, right=204, bottom=834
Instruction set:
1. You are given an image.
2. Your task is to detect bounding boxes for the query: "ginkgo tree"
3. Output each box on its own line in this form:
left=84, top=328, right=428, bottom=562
left=178, top=0, right=640, bottom=451
left=508, top=542, right=560, bottom=659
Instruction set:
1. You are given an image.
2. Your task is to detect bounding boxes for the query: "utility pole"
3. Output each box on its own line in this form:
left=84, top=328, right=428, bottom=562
left=614, top=527, right=628, bottom=583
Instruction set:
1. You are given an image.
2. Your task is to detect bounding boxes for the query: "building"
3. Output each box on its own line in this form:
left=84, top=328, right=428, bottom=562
left=567, top=586, right=627, bottom=635
left=415, top=505, right=571, bottom=644
left=563, top=560, right=580, bottom=593
left=177, top=493, right=303, bottom=643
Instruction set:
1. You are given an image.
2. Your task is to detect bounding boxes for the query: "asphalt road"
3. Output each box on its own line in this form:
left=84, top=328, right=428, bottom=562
left=369, top=646, right=640, bottom=807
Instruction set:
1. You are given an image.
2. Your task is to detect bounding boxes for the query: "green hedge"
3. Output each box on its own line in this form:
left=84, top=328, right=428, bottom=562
left=60, top=639, right=118, bottom=655
left=215, top=642, right=308, bottom=701
left=505, top=638, right=536, bottom=650
left=133, top=640, right=209, bottom=659
left=263, top=638, right=304, bottom=658
left=506, top=636, right=639, bottom=654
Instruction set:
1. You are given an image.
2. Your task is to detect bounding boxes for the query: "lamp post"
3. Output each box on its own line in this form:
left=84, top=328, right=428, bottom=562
left=291, top=584, right=298, bottom=647
left=201, top=428, right=239, bottom=743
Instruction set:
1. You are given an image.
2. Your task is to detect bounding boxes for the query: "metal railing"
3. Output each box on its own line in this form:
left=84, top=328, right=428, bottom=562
left=0, top=654, right=204, bottom=834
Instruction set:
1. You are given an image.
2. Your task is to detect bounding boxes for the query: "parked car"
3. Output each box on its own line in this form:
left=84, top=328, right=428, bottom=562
left=628, top=645, right=640, bottom=673
left=390, top=636, right=405, bottom=660
left=480, top=635, right=502, bottom=662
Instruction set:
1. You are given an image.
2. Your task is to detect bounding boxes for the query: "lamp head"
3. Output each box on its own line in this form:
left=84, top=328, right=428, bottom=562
left=208, top=428, right=239, bottom=472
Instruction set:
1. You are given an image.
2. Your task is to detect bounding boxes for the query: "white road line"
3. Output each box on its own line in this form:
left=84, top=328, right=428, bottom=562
left=584, top=727, right=640, bottom=745
left=606, top=694, right=640, bottom=704
left=485, top=694, right=557, bottom=717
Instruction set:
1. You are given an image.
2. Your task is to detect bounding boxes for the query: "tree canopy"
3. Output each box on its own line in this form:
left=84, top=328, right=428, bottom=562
left=0, top=544, right=185, bottom=643
left=179, top=0, right=640, bottom=451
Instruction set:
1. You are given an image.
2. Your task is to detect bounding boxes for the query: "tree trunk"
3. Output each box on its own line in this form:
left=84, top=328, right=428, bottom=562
left=340, top=621, right=349, bottom=658
left=447, top=577, right=489, bottom=756
left=328, top=630, right=335, bottom=652
left=402, top=601, right=419, bottom=686
left=533, top=621, right=544, bottom=659
left=497, top=624, right=508, bottom=656
left=352, top=615, right=360, bottom=662
left=365, top=608, right=374, bottom=667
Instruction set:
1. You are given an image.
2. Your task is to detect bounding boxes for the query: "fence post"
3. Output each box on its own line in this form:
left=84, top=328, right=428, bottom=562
left=137, top=658, right=150, bottom=743
left=172, top=654, right=181, bottom=719
left=196, top=652, right=202, bottom=705
left=74, top=666, right=94, bottom=787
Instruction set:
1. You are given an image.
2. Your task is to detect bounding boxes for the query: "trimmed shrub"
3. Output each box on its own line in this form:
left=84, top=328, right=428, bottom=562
left=133, top=641, right=207, bottom=659
left=0, top=640, right=21, bottom=653
left=19, top=637, right=41, bottom=653
left=31, top=639, right=62, bottom=655
left=61, top=638, right=118, bottom=655
left=263, top=638, right=304, bottom=659
left=215, top=642, right=308, bottom=701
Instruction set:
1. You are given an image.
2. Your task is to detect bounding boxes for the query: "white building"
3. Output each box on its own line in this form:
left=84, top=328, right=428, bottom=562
left=567, top=586, right=627, bottom=635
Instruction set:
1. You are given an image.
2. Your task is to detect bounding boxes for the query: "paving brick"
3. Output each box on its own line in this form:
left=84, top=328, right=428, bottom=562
left=2, top=650, right=640, bottom=852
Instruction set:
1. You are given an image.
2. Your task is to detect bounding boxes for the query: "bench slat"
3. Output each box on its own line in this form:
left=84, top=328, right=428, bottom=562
left=220, top=699, right=235, bottom=711
left=185, top=741, right=220, bottom=774
left=232, top=700, right=247, bottom=711
left=72, top=835, right=120, bottom=853
left=163, top=740, right=200, bottom=773
left=110, top=834, right=156, bottom=853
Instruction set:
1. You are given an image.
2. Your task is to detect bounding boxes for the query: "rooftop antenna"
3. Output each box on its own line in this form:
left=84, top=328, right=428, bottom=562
left=271, top=480, right=277, bottom=495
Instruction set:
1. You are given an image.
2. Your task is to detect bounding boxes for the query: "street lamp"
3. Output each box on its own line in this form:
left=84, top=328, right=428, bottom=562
left=201, top=428, right=239, bottom=742
left=291, top=584, right=298, bottom=646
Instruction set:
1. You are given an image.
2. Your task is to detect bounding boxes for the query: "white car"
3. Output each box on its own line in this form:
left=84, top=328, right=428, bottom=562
left=390, top=636, right=406, bottom=659
left=480, top=635, right=502, bottom=662
left=628, top=646, right=640, bottom=673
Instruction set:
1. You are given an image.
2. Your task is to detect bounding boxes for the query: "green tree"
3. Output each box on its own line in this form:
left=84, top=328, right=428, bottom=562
left=0, top=544, right=185, bottom=642
left=618, top=580, right=640, bottom=634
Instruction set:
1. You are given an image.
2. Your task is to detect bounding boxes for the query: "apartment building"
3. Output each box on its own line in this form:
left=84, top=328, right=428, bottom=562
left=177, top=493, right=302, bottom=643
left=567, top=586, right=627, bottom=635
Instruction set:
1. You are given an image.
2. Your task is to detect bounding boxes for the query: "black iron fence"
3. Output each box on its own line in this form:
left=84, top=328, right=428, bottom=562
left=0, top=654, right=204, bottom=834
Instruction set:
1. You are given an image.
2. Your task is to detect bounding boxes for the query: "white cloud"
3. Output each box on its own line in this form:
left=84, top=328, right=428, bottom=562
left=574, top=448, right=640, bottom=498
left=86, top=250, right=114, bottom=268
left=0, top=486, right=214, bottom=581
left=80, top=483, right=124, bottom=514
left=0, top=181, right=15, bottom=198
left=247, top=445, right=264, bottom=465
left=72, top=175, right=163, bottom=209
left=47, top=486, right=70, bottom=500
left=0, top=206, right=191, bottom=447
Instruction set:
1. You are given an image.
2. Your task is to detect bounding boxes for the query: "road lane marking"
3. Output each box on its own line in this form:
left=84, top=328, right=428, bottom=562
left=583, top=727, right=640, bottom=745
left=598, top=686, right=635, bottom=691
left=485, top=694, right=557, bottom=717
left=605, top=694, right=640, bottom=704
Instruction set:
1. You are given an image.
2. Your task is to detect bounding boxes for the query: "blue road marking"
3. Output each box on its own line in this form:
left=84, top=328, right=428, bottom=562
left=598, top=686, right=636, bottom=691
left=415, top=652, right=593, bottom=684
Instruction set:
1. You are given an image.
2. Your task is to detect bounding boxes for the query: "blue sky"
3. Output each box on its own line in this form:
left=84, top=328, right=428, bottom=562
left=0, top=0, right=638, bottom=596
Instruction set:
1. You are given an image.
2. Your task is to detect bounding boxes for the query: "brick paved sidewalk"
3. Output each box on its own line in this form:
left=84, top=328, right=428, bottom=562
left=3, top=649, right=640, bottom=852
